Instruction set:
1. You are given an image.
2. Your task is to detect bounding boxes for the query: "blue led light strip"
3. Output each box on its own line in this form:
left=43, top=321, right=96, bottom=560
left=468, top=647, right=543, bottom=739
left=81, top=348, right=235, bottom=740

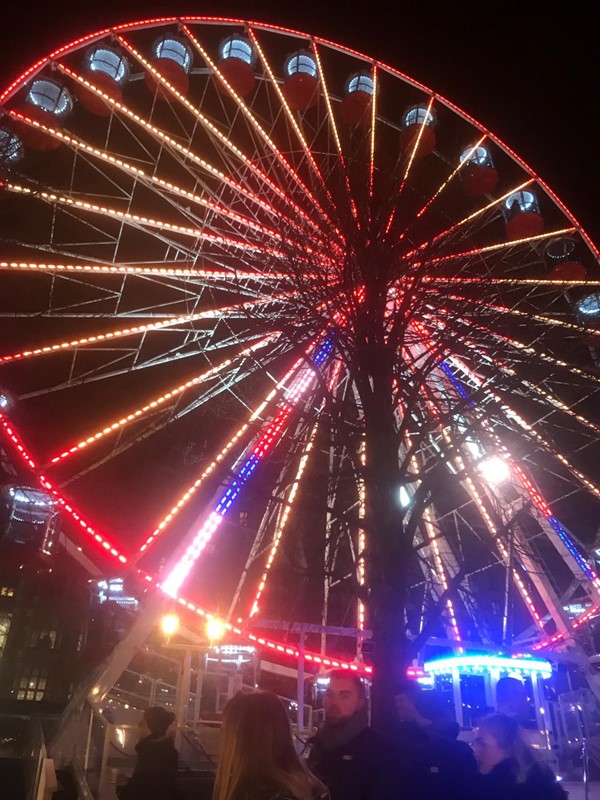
left=212, top=336, right=333, bottom=521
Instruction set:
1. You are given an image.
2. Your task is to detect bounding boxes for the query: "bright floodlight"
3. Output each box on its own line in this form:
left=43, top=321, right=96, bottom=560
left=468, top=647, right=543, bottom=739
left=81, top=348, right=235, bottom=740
left=161, top=614, right=179, bottom=637
left=479, top=456, right=511, bottom=486
left=206, top=617, right=226, bottom=641
left=399, top=486, right=410, bottom=508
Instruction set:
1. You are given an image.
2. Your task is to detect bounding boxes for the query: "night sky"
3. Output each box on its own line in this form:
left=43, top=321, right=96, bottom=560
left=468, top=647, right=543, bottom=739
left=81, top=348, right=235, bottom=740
left=1, top=0, right=598, bottom=244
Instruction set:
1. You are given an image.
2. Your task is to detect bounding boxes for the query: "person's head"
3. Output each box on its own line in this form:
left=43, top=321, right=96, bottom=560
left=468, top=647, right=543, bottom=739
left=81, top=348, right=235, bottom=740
left=323, top=670, right=367, bottom=726
left=473, top=714, right=535, bottom=778
left=394, top=680, right=425, bottom=724
left=213, top=691, right=316, bottom=800
left=394, top=682, right=448, bottom=729
left=495, top=676, right=531, bottom=722
left=141, top=706, right=175, bottom=737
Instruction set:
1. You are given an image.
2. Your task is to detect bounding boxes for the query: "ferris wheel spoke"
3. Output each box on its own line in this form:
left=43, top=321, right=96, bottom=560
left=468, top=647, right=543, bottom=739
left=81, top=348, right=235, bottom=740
left=433, top=314, right=600, bottom=401
left=182, top=26, right=340, bottom=243
left=394, top=95, right=436, bottom=205
left=440, top=349, right=600, bottom=504
left=248, top=413, right=322, bottom=620
left=311, top=41, right=361, bottom=223
left=45, top=333, right=279, bottom=466
left=244, top=356, right=346, bottom=623
left=16, top=329, right=237, bottom=399
left=116, top=35, right=332, bottom=243
left=2, top=178, right=302, bottom=264
left=418, top=346, right=589, bottom=630
left=246, top=27, right=341, bottom=224
left=160, top=351, right=332, bottom=598
left=0, top=290, right=300, bottom=365
left=55, top=64, right=314, bottom=234
left=424, top=227, right=577, bottom=269
left=411, top=136, right=488, bottom=229
left=409, top=179, right=536, bottom=255
left=415, top=378, right=551, bottom=637
left=0, top=260, right=295, bottom=285
left=442, top=332, right=600, bottom=441
left=409, top=375, right=542, bottom=637
left=59, top=344, right=288, bottom=489
left=5, top=109, right=299, bottom=246
left=439, top=292, right=592, bottom=340
left=436, top=361, right=600, bottom=605
left=136, top=347, right=318, bottom=561
left=425, top=276, right=600, bottom=288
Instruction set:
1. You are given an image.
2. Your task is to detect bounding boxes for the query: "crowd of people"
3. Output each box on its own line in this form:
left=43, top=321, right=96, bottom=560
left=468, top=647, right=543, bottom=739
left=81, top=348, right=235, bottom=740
left=119, top=670, right=569, bottom=800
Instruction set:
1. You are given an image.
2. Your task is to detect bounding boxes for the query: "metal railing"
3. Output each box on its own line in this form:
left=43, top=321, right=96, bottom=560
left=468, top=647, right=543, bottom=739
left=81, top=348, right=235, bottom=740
left=63, top=672, right=318, bottom=800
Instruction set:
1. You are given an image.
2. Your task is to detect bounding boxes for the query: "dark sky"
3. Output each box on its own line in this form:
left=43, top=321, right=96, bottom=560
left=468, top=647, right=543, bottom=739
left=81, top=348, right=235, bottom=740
left=0, top=0, right=598, bottom=244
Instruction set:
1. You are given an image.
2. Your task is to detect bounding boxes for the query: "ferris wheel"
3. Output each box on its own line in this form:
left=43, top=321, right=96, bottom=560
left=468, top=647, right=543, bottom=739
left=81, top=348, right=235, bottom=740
left=1, top=16, right=600, bottom=679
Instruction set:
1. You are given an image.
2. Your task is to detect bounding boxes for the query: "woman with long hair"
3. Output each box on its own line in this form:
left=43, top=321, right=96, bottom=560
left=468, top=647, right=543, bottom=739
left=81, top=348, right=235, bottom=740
left=473, top=713, right=567, bottom=799
left=213, top=691, right=328, bottom=800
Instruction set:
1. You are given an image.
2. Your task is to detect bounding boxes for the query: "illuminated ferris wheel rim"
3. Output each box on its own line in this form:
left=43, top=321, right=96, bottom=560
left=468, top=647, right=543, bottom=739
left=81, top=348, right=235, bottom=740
left=0, top=14, right=596, bottom=260
left=0, top=15, right=599, bottom=677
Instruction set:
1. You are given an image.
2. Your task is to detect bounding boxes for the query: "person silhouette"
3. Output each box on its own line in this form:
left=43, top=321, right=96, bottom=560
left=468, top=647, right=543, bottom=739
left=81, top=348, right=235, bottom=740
left=117, top=706, right=179, bottom=800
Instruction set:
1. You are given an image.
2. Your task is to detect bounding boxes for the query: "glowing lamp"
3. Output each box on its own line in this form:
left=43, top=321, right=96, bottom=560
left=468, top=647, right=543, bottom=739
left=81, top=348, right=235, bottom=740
left=399, top=486, right=410, bottom=507
left=479, top=456, right=511, bottom=486
left=161, top=613, right=180, bottom=637
left=206, top=617, right=226, bottom=641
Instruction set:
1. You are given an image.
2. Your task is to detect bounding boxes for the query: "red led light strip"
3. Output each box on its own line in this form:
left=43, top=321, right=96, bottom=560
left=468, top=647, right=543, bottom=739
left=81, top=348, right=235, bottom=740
left=0, top=411, right=128, bottom=563
left=0, top=16, right=595, bottom=256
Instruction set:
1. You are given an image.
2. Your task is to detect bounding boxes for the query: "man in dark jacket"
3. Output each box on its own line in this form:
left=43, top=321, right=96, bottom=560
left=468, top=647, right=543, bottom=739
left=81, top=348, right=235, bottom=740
left=393, top=681, right=479, bottom=800
left=306, top=670, right=398, bottom=800
left=117, top=706, right=179, bottom=800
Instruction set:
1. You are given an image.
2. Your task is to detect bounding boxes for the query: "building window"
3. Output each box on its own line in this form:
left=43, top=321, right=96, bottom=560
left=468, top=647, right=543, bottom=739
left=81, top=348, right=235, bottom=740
left=16, top=666, right=48, bottom=702
left=0, top=586, right=15, bottom=597
left=0, top=612, right=12, bottom=656
left=29, top=629, right=58, bottom=650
